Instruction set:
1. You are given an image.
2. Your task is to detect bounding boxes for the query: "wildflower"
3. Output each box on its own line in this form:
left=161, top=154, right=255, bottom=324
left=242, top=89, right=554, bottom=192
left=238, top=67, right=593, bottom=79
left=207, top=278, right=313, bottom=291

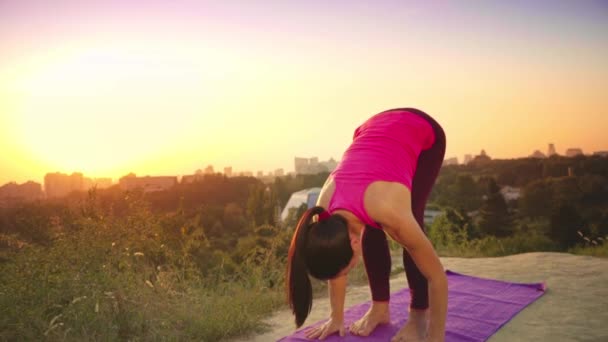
left=145, top=280, right=154, bottom=288
left=111, top=242, right=116, bottom=247
left=134, top=252, right=144, bottom=257
left=577, top=231, right=583, bottom=237
left=95, top=301, right=99, bottom=313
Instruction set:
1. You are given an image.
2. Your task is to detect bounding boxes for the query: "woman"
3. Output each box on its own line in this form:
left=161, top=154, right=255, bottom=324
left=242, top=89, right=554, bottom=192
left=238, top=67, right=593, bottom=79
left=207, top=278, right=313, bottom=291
left=286, top=108, right=447, bottom=342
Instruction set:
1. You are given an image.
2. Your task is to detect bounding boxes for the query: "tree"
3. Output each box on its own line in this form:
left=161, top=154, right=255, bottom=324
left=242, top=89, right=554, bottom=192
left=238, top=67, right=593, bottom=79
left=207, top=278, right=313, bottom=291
left=549, top=203, right=585, bottom=249
left=429, top=207, right=477, bottom=248
left=246, top=184, right=278, bottom=227
left=519, top=179, right=553, bottom=218
left=477, top=178, right=513, bottom=237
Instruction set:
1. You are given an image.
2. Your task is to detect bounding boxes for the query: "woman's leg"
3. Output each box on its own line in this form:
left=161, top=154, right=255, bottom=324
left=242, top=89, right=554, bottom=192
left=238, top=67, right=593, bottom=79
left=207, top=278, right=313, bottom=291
left=350, top=225, right=392, bottom=336
left=362, top=225, right=392, bottom=301
left=401, top=108, right=446, bottom=310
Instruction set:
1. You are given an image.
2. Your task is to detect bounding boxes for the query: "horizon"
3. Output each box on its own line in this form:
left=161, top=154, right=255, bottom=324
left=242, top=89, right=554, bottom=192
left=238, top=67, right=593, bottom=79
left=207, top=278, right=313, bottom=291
left=2, top=1, right=607, bottom=186
left=2, top=147, right=605, bottom=187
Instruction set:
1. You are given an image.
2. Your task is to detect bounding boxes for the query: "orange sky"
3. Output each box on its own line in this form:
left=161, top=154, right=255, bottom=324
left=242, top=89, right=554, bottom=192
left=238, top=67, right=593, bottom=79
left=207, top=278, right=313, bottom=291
left=1, top=1, right=607, bottom=185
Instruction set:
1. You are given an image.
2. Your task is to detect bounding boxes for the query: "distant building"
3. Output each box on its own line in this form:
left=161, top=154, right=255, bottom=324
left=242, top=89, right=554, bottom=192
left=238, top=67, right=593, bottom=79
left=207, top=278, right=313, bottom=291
left=593, top=151, right=608, bottom=157
left=181, top=174, right=203, bottom=184
left=83, top=177, right=112, bottom=190
left=443, top=157, right=458, bottom=166
left=204, top=165, right=214, bottom=175
left=0, top=181, right=43, bottom=206
left=470, top=149, right=492, bottom=165
left=500, top=186, right=521, bottom=201
left=294, top=157, right=338, bottom=174
left=565, top=148, right=583, bottom=157
left=424, top=209, right=442, bottom=226
left=322, top=158, right=339, bottom=172
left=274, top=168, right=284, bottom=177
left=44, top=172, right=85, bottom=198
left=529, top=150, right=546, bottom=159
left=280, top=187, right=321, bottom=221
left=257, top=171, right=264, bottom=178
left=119, top=173, right=177, bottom=193
left=224, top=167, right=233, bottom=177
left=294, top=157, right=309, bottom=174
left=242, top=171, right=254, bottom=177
left=463, top=154, right=473, bottom=164
left=547, top=143, right=557, bottom=157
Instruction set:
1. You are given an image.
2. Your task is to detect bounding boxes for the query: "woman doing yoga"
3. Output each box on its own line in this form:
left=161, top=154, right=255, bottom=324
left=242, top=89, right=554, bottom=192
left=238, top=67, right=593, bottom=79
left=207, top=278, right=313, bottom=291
left=287, top=108, right=448, bottom=342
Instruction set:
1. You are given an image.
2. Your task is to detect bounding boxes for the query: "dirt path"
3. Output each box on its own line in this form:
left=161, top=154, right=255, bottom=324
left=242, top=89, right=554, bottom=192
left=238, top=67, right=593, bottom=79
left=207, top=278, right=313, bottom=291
left=231, top=253, right=608, bottom=342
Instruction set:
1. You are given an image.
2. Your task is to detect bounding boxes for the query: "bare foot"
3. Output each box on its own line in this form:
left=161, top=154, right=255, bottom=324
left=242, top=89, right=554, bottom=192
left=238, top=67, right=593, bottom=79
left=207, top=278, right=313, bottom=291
left=391, top=308, right=429, bottom=342
left=349, top=301, right=390, bottom=336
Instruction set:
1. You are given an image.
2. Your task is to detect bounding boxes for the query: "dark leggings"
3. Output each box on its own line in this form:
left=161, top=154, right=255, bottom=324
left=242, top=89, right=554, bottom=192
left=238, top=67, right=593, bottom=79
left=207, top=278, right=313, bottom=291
left=362, top=108, right=446, bottom=309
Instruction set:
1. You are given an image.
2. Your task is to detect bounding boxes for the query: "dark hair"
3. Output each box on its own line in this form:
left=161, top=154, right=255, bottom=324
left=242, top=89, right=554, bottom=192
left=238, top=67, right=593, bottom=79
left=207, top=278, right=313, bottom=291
left=286, top=206, right=352, bottom=327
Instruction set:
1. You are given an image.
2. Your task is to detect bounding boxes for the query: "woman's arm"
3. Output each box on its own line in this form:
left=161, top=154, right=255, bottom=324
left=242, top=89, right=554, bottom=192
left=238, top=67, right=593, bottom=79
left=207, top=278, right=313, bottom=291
left=328, top=274, right=347, bottom=321
left=305, top=274, right=347, bottom=339
left=380, top=209, right=447, bottom=341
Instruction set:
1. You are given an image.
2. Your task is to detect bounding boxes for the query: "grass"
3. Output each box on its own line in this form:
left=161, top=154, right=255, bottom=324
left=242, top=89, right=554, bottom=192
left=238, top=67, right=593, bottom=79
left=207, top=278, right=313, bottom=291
left=0, top=205, right=289, bottom=341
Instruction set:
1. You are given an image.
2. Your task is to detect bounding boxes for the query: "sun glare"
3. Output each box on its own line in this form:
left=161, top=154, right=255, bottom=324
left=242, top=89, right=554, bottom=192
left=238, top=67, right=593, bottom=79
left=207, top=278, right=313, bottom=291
left=11, top=46, right=214, bottom=178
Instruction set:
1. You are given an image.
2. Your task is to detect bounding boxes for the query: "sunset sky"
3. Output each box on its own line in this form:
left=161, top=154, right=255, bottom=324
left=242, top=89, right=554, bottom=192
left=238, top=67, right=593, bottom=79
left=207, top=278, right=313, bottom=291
left=1, top=0, right=607, bottom=185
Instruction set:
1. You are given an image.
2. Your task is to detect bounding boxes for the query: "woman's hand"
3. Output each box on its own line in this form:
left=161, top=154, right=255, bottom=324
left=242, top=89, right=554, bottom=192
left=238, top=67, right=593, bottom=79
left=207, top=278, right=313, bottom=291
left=304, top=317, right=345, bottom=340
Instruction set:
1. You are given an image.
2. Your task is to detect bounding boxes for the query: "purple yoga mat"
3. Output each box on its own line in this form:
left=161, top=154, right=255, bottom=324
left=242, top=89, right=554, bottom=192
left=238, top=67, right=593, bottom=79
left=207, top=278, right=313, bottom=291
left=279, top=270, right=546, bottom=342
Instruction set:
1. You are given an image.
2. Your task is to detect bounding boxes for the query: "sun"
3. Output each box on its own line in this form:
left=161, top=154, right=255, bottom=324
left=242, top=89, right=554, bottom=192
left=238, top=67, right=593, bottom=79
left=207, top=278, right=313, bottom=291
left=10, top=46, right=211, bottom=178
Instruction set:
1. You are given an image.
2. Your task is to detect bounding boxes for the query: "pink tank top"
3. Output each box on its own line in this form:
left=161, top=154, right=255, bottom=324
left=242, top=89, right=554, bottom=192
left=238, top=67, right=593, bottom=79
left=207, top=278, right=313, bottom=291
left=328, top=110, right=435, bottom=228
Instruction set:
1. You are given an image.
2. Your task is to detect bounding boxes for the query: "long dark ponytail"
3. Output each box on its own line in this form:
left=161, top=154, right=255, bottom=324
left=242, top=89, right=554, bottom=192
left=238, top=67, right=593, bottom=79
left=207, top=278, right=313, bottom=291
left=286, top=206, right=352, bottom=327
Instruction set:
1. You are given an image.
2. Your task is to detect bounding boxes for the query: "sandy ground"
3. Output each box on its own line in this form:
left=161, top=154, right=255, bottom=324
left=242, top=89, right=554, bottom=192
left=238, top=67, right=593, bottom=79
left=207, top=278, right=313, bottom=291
left=231, top=253, right=608, bottom=342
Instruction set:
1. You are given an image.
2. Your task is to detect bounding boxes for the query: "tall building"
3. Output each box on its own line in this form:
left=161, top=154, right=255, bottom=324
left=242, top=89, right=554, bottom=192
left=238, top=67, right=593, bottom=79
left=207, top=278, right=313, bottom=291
left=565, top=148, right=583, bottom=157
left=547, top=143, right=557, bottom=157
left=257, top=171, right=264, bottom=178
left=294, top=157, right=309, bottom=174
left=204, top=165, right=214, bottom=175
left=274, top=168, right=284, bottom=177
left=0, top=181, right=43, bottom=206
left=309, top=157, right=319, bottom=167
left=44, top=172, right=85, bottom=198
left=321, top=158, right=338, bottom=172
left=224, top=167, right=233, bottom=177
left=294, top=157, right=338, bottom=174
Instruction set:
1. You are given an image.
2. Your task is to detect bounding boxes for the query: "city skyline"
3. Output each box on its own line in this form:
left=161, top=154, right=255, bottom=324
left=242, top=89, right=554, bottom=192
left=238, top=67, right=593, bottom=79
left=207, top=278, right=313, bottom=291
left=1, top=1, right=607, bottom=186
left=2, top=144, right=606, bottom=187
